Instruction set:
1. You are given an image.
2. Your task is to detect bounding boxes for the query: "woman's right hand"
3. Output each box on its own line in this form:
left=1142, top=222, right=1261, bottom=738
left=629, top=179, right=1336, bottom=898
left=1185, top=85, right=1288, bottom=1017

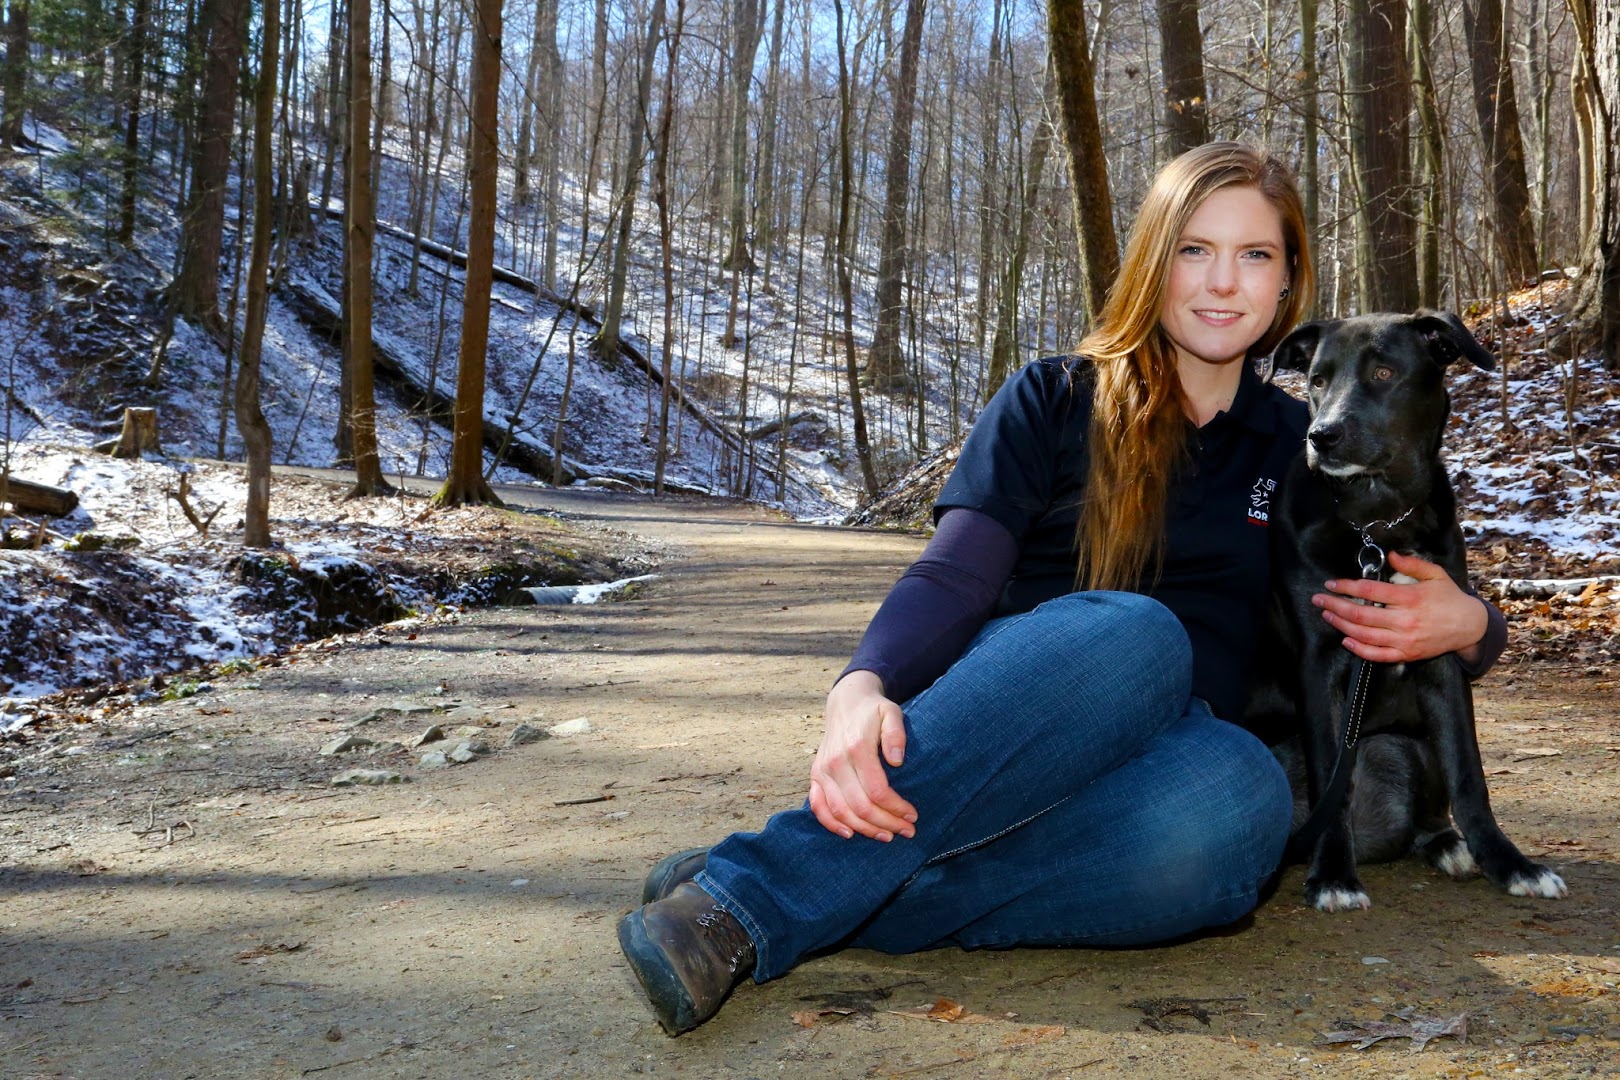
left=809, top=670, right=918, bottom=842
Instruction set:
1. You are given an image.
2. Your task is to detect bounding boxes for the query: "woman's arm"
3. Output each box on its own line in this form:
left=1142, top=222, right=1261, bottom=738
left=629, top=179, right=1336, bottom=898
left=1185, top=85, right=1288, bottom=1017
left=811, top=508, right=1019, bottom=842
left=1310, top=550, right=1507, bottom=675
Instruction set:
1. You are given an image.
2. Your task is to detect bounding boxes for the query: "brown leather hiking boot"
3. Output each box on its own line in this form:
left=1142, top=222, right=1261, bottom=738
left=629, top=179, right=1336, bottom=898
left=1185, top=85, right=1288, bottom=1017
left=640, top=847, right=709, bottom=904
left=617, top=881, right=756, bottom=1035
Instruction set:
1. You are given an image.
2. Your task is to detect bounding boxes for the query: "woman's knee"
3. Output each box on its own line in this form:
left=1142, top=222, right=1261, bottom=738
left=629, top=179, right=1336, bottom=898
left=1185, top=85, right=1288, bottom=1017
left=1034, top=591, right=1193, bottom=705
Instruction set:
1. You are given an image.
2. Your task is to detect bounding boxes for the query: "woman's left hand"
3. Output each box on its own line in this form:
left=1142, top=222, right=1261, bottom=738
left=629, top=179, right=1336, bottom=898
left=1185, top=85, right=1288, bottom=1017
left=1312, top=550, right=1488, bottom=664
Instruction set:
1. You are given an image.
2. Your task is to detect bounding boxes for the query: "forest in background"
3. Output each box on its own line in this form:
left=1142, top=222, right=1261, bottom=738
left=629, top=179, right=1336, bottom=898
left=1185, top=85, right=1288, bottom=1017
left=0, top=0, right=1617, bottom=530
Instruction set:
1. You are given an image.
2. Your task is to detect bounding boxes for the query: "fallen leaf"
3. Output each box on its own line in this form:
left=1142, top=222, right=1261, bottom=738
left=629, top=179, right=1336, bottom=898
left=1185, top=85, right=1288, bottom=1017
left=927, top=997, right=965, bottom=1022
left=1318, top=1009, right=1467, bottom=1052
left=1512, top=747, right=1562, bottom=760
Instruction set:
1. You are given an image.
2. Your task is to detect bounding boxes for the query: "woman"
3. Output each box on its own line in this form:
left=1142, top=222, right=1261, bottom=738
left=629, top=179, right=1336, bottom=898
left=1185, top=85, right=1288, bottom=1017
left=617, top=143, right=1504, bottom=1035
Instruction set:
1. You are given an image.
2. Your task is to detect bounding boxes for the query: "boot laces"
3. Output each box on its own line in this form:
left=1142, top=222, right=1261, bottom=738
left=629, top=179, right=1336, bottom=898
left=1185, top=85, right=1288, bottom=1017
left=696, top=905, right=750, bottom=973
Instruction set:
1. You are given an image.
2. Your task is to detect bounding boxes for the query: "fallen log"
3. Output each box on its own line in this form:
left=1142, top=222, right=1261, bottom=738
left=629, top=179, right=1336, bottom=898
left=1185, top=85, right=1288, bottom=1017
left=279, top=276, right=579, bottom=484
left=1486, top=575, right=1620, bottom=599
left=747, top=411, right=825, bottom=441
left=0, top=475, right=80, bottom=516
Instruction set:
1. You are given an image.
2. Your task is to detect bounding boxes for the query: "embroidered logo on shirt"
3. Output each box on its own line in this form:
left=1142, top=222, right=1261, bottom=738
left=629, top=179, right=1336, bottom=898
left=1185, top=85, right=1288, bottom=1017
left=1248, top=477, right=1276, bottom=526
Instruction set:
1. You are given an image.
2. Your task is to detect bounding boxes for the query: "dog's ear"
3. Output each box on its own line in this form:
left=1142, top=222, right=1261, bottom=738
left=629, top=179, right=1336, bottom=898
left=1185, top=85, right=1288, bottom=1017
left=1271, top=321, right=1327, bottom=373
left=1411, top=310, right=1497, bottom=372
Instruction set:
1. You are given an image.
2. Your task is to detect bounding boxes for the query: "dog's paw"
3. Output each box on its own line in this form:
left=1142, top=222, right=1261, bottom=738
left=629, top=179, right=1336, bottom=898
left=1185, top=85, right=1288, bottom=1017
left=1307, top=884, right=1372, bottom=912
left=1507, top=867, right=1568, bottom=899
left=1435, top=841, right=1478, bottom=879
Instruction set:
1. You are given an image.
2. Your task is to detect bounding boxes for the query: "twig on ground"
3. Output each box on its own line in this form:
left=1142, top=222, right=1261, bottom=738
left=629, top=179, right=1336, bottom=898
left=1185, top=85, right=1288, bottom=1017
left=555, top=794, right=614, bottom=806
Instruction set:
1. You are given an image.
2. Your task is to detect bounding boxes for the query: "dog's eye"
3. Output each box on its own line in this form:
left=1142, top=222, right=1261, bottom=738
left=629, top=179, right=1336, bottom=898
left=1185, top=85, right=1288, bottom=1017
left=1310, top=374, right=1326, bottom=389
left=1373, top=366, right=1394, bottom=381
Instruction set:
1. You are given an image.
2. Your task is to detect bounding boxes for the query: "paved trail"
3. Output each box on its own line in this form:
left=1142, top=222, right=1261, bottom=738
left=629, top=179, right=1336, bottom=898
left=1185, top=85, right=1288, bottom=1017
left=3, top=486, right=1617, bottom=1078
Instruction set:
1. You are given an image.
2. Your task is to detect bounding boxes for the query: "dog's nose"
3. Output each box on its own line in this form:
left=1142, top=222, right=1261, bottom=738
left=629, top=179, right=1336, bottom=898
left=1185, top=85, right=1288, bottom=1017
left=1308, top=425, right=1343, bottom=452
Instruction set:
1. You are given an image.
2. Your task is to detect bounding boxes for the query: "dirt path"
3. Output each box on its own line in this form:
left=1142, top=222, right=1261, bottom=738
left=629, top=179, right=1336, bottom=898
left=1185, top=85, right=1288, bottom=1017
left=3, top=488, right=1618, bottom=1079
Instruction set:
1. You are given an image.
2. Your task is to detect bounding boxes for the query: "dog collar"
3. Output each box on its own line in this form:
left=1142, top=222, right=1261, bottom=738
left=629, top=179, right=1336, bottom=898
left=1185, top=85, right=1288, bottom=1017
left=1345, top=505, right=1417, bottom=580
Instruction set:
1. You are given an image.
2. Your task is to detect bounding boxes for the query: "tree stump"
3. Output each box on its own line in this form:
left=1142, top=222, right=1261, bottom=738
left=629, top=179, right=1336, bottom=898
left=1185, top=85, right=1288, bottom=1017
left=105, top=407, right=162, bottom=459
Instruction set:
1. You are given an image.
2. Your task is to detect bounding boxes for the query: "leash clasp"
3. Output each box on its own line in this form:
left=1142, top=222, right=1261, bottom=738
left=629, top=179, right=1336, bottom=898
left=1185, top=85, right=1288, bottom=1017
left=1357, top=539, right=1386, bottom=580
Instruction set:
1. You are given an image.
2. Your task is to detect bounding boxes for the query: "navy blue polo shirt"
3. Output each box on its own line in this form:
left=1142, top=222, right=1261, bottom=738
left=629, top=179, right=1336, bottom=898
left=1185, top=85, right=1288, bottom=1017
left=934, top=355, right=1308, bottom=721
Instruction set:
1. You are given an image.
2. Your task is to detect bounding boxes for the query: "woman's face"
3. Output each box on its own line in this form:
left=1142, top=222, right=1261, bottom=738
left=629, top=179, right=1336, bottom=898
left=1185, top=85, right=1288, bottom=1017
left=1159, top=185, right=1289, bottom=372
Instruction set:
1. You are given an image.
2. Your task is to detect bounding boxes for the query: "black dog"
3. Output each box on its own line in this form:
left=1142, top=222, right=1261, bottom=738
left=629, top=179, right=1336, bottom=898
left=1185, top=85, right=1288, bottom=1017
left=1249, top=311, right=1567, bottom=912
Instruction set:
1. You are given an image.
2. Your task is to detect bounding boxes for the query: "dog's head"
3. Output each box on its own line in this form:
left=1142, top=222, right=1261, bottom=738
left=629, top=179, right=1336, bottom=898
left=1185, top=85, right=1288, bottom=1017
left=1270, top=311, right=1494, bottom=487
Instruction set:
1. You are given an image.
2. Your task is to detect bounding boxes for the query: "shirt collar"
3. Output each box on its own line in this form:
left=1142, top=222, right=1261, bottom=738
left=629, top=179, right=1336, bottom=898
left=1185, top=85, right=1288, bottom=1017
left=1222, top=357, right=1279, bottom=435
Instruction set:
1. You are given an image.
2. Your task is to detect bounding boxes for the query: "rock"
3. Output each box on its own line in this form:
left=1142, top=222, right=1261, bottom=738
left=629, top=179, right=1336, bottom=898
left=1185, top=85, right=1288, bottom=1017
left=320, top=734, right=375, bottom=756
left=452, top=725, right=487, bottom=738
left=408, top=725, right=446, bottom=748
left=330, top=769, right=405, bottom=786
left=548, top=717, right=593, bottom=736
left=418, top=751, right=450, bottom=770
left=448, top=740, right=488, bottom=764
left=1361, top=956, right=1391, bottom=965
left=506, top=723, right=548, bottom=747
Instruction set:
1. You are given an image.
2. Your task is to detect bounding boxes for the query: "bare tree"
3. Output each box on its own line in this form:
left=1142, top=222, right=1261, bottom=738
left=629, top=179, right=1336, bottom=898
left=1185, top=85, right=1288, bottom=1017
left=1411, top=0, right=1445, bottom=308
left=236, top=0, right=279, bottom=547
left=597, top=0, right=668, bottom=365
left=1567, top=0, right=1619, bottom=369
left=0, top=0, right=28, bottom=149
left=1156, top=0, right=1209, bottom=155
left=865, top=0, right=927, bottom=394
left=1047, top=0, right=1117, bottom=324
left=346, top=0, right=391, bottom=495
left=721, top=0, right=768, bottom=348
left=435, top=0, right=503, bottom=506
left=1464, top=0, right=1539, bottom=284
left=117, top=0, right=150, bottom=244
left=833, top=0, right=879, bottom=499
left=1345, top=0, right=1417, bottom=311
left=172, top=0, right=250, bottom=335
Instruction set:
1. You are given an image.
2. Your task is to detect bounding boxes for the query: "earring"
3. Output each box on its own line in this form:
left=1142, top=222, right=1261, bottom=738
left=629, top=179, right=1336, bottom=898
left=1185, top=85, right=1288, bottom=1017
left=1279, top=285, right=1291, bottom=300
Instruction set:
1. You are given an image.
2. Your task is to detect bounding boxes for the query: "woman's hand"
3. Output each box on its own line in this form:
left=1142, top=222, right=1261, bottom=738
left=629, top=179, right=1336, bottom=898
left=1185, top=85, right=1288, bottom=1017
left=1312, top=550, right=1488, bottom=664
left=809, top=670, right=918, bottom=842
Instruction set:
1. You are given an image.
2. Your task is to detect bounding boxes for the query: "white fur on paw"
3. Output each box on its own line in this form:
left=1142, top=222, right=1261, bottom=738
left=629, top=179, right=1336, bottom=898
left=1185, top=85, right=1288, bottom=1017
left=1508, top=868, right=1568, bottom=898
left=1437, top=843, right=1479, bottom=879
left=1312, top=887, right=1373, bottom=912
left=1389, top=571, right=1420, bottom=586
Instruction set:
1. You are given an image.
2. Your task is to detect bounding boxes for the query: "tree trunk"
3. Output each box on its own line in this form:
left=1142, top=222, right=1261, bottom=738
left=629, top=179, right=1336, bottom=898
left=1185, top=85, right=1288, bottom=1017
left=833, top=0, right=879, bottom=500
left=596, top=0, right=667, bottom=365
left=1155, top=0, right=1209, bottom=155
left=318, top=0, right=345, bottom=211
left=435, top=0, right=503, bottom=506
left=537, top=0, right=562, bottom=289
left=1463, top=0, right=1539, bottom=285
left=1411, top=0, right=1445, bottom=308
left=117, top=0, right=149, bottom=244
left=720, top=0, right=767, bottom=348
left=108, top=407, right=162, bottom=458
left=173, top=0, right=249, bottom=335
left=1299, top=0, right=1318, bottom=257
left=988, top=87, right=1054, bottom=400
left=864, top=0, right=926, bottom=394
left=586, top=0, right=608, bottom=193
left=0, top=0, right=28, bottom=148
left=237, top=0, right=278, bottom=547
left=1345, top=0, right=1417, bottom=312
left=752, top=0, right=786, bottom=287
left=653, top=0, right=687, bottom=495
left=346, top=0, right=390, bottom=495
left=1568, top=0, right=1619, bottom=370
left=1047, top=0, right=1118, bottom=324
left=512, top=0, right=547, bottom=206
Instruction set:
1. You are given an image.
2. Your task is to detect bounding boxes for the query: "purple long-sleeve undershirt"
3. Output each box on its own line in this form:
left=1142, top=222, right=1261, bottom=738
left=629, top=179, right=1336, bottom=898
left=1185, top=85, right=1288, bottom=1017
left=838, top=508, right=1017, bottom=704
left=837, top=507, right=1509, bottom=707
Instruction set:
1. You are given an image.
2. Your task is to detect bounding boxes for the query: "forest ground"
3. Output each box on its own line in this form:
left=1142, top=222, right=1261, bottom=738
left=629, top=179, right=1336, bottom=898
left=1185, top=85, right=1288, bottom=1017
left=2, top=481, right=1618, bottom=1079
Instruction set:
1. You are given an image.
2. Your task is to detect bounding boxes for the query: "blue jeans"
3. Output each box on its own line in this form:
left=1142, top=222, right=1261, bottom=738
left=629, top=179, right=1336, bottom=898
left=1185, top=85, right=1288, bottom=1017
left=693, top=591, right=1292, bottom=981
